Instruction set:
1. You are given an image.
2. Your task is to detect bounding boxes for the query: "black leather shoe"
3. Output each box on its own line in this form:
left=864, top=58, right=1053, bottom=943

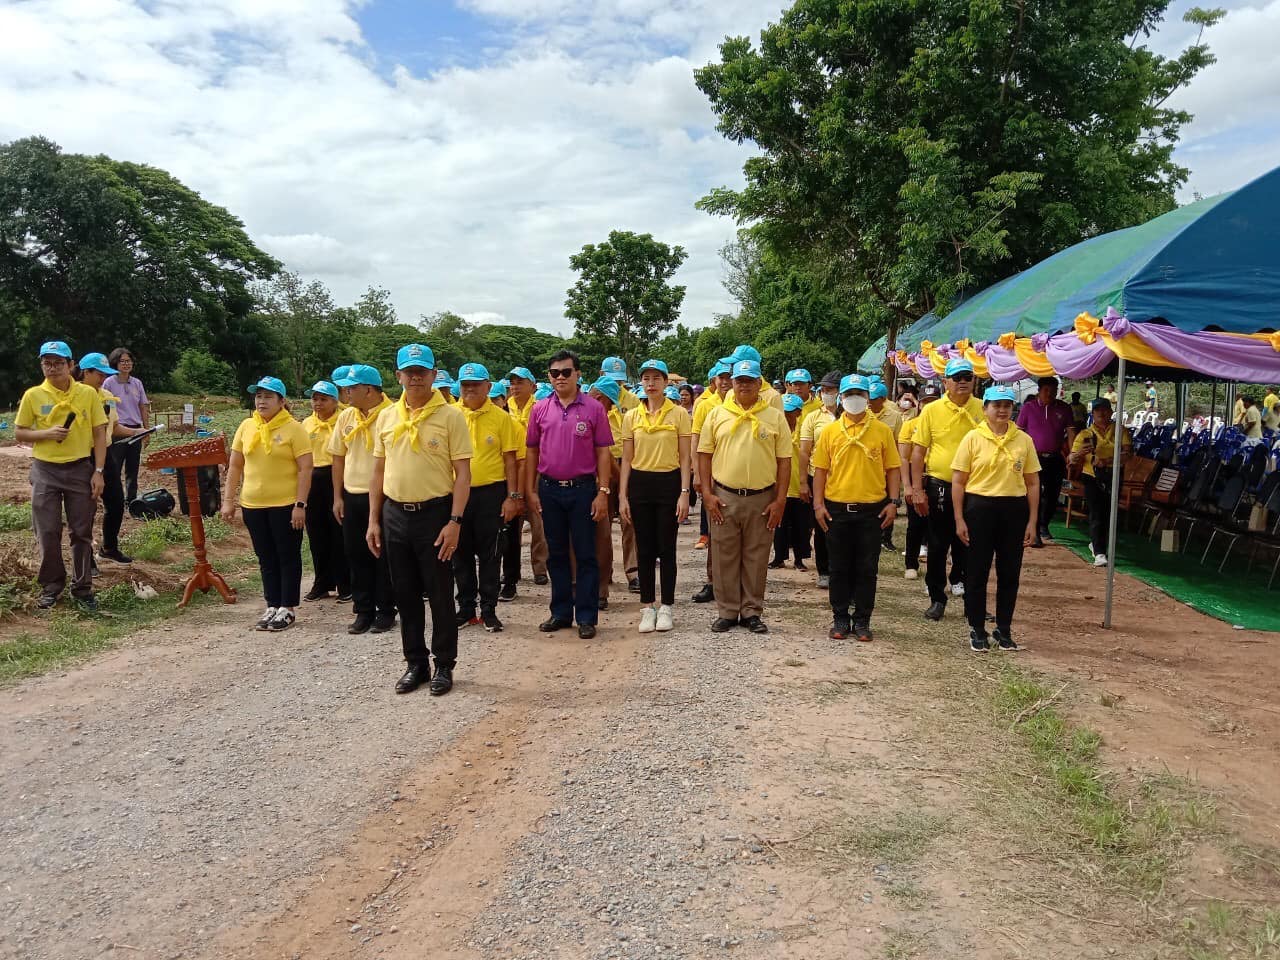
left=741, top=616, right=769, bottom=634
left=692, top=584, right=714, bottom=603
left=348, top=613, right=373, bottom=634
left=303, top=585, right=330, bottom=602
left=578, top=623, right=597, bottom=639
left=370, top=613, right=396, bottom=633
left=767, top=559, right=785, bottom=569
left=533, top=574, right=549, bottom=586
left=395, top=665, right=430, bottom=694
left=710, top=617, right=737, bottom=633
left=429, top=667, right=453, bottom=696
left=627, top=578, right=640, bottom=593
left=924, top=601, right=946, bottom=621
left=539, top=617, right=572, bottom=632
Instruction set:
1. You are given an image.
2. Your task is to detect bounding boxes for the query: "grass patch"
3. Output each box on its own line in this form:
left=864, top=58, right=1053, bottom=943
left=0, top=502, right=32, bottom=533
left=883, top=926, right=930, bottom=959
left=121, top=515, right=232, bottom=562
left=816, top=810, right=947, bottom=869
left=1181, top=904, right=1280, bottom=959
left=883, top=878, right=929, bottom=909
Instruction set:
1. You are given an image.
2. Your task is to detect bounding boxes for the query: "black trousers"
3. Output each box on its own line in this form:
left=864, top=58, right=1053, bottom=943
left=100, top=442, right=127, bottom=552
left=454, top=482, right=505, bottom=615
left=540, top=477, right=599, bottom=625
left=306, top=467, right=349, bottom=594
left=1082, top=474, right=1112, bottom=556
left=383, top=497, right=457, bottom=670
left=342, top=491, right=396, bottom=617
left=1036, top=452, right=1065, bottom=532
left=501, top=515, right=522, bottom=588
left=825, top=505, right=884, bottom=625
left=963, top=494, right=1029, bottom=634
left=772, top=496, right=812, bottom=563
left=812, top=501, right=829, bottom=575
left=242, top=505, right=303, bottom=608
left=118, top=437, right=142, bottom=504
left=628, top=469, right=680, bottom=605
left=925, top=477, right=967, bottom=605
left=904, top=509, right=928, bottom=570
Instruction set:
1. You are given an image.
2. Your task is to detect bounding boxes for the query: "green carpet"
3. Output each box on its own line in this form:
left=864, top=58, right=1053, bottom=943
left=1048, top=518, right=1280, bottom=632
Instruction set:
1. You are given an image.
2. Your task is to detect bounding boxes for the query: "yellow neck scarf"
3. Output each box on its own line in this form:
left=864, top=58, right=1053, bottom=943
left=393, top=393, right=443, bottom=452
left=309, top=411, right=338, bottom=448
left=941, top=395, right=981, bottom=433
left=635, top=398, right=677, bottom=434
left=722, top=396, right=769, bottom=435
left=976, top=420, right=1020, bottom=469
left=832, top=413, right=875, bottom=465
left=243, top=408, right=292, bottom=455
left=346, top=396, right=390, bottom=450
left=40, top=379, right=79, bottom=427
left=463, top=399, right=493, bottom=425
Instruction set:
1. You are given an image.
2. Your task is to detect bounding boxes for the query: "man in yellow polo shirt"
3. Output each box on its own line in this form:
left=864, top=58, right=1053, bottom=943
left=727, top=345, right=784, bottom=411
left=812, top=374, right=901, bottom=641
left=785, top=368, right=822, bottom=420
left=698, top=358, right=791, bottom=633
left=15, top=340, right=109, bottom=611
left=329, top=364, right=397, bottom=635
left=301, top=380, right=350, bottom=603
left=505, top=366, right=548, bottom=589
left=797, top=371, right=840, bottom=589
left=454, top=363, right=521, bottom=633
left=691, top=360, right=732, bottom=564
left=909, top=358, right=984, bottom=621
left=369, top=343, right=472, bottom=696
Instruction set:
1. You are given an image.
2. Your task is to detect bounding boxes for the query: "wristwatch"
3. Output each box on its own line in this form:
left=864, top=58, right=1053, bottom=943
left=94, top=466, right=104, bottom=474
left=449, top=515, right=464, bottom=524
left=680, top=487, right=690, bottom=493
left=294, top=501, right=306, bottom=509
left=599, top=486, right=611, bottom=495
left=892, top=497, right=903, bottom=507
left=507, top=492, right=524, bottom=500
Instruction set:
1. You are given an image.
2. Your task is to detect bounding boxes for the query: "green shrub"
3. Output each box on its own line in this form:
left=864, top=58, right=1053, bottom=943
left=172, top=349, right=237, bottom=396
left=0, top=502, right=32, bottom=533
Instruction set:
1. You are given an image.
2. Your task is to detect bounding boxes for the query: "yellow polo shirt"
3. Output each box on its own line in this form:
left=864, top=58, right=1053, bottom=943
left=799, top=408, right=836, bottom=476
left=328, top=397, right=392, bottom=494
left=1265, top=392, right=1279, bottom=413
left=98, top=387, right=119, bottom=435
left=15, top=379, right=109, bottom=464
left=798, top=394, right=822, bottom=420
left=912, top=395, right=985, bottom=481
left=1072, top=422, right=1132, bottom=479
left=302, top=411, right=340, bottom=468
left=621, top=400, right=691, bottom=473
left=606, top=406, right=624, bottom=459
left=951, top=423, right=1041, bottom=497
left=462, top=400, right=520, bottom=487
left=374, top=392, right=472, bottom=503
left=697, top=398, right=791, bottom=490
left=787, top=422, right=803, bottom=497
left=759, top=384, right=785, bottom=412
left=691, top=391, right=724, bottom=434
left=872, top=402, right=903, bottom=436
left=231, top=410, right=311, bottom=508
left=617, top=385, right=641, bottom=412
left=811, top=413, right=900, bottom=503
left=898, top=416, right=921, bottom=447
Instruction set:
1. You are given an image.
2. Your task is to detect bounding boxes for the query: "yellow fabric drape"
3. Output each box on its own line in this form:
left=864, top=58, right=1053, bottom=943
left=1072, top=313, right=1183, bottom=368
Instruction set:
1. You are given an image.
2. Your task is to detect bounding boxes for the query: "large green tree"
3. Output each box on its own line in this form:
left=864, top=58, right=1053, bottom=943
left=694, top=1, right=1223, bottom=350
left=254, top=271, right=354, bottom=395
left=565, top=230, right=689, bottom=372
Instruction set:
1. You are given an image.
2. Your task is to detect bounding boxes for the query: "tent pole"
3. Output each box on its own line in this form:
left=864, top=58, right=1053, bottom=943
left=1103, top=358, right=1127, bottom=630
left=1210, top=380, right=1218, bottom=434
left=1176, top=383, right=1185, bottom=435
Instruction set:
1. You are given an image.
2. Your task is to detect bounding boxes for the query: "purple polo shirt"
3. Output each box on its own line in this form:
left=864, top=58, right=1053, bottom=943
left=103, top=374, right=149, bottom=427
left=526, top=391, right=614, bottom=480
left=1016, top=398, right=1073, bottom=455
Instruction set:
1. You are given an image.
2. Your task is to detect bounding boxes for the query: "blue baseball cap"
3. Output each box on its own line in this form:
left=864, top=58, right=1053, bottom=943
left=664, top=385, right=682, bottom=402
left=508, top=366, right=535, bottom=383
left=396, top=343, right=435, bottom=370
left=944, top=357, right=975, bottom=377
left=38, top=340, right=73, bottom=359
left=488, top=380, right=508, bottom=399
left=839, top=374, right=871, bottom=394
left=1090, top=396, right=1113, bottom=411
left=731, top=359, right=762, bottom=380
left=590, top=375, right=621, bottom=405
left=534, top=383, right=553, bottom=400
left=601, top=356, right=628, bottom=381
left=78, top=352, right=117, bottom=376
left=435, top=368, right=454, bottom=387
left=336, top=364, right=383, bottom=388
left=305, top=380, right=340, bottom=399
left=869, top=381, right=888, bottom=400
left=331, top=364, right=352, bottom=383
left=730, top=345, right=762, bottom=364
left=639, top=359, right=669, bottom=376
left=982, top=385, right=1017, bottom=404
left=248, top=376, right=288, bottom=398
left=785, top=368, right=812, bottom=384
left=782, top=393, right=805, bottom=412
left=457, top=362, right=490, bottom=382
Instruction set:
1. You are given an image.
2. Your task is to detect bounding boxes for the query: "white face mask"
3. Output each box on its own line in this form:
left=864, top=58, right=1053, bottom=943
left=842, top=395, right=868, bottom=415
left=899, top=398, right=914, bottom=410
left=821, top=390, right=838, bottom=408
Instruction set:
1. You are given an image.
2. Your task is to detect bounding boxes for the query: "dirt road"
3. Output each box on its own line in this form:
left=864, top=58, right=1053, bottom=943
left=3, top=518, right=1277, bottom=960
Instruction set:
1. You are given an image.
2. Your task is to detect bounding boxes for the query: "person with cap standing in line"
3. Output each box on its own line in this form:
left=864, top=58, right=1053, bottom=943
left=489, top=378, right=510, bottom=412
left=812, top=374, right=901, bottom=641
left=600, top=357, right=641, bottom=412
left=908, top=358, right=983, bottom=621
left=897, top=387, right=939, bottom=580
left=691, top=360, right=732, bottom=558
left=1015, top=376, right=1074, bottom=547
left=698, top=357, right=792, bottom=633
left=222, top=376, right=313, bottom=632
left=79, top=352, right=148, bottom=568
left=434, top=370, right=457, bottom=404
left=367, top=343, right=472, bottom=695
left=301, top=380, right=350, bottom=602
left=587, top=375, right=626, bottom=609
left=952, top=384, right=1040, bottom=652
left=619, top=359, right=692, bottom=633
left=331, top=365, right=354, bottom=407
left=1069, top=397, right=1131, bottom=569
left=526, top=350, right=615, bottom=639
left=868, top=377, right=904, bottom=551
left=454, top=362, right=521, bottom=633
left=328, top=364, right=397, bottom=634
left=103, top=347, right=151, bottom=506
left=504, top=366, right=549, bottom=593
left=770, top=393, right=812, bottom=570
left=16, top=341, right=110, bottom=611
left=728, top=345, right=785, bottom=411
left=798, top=371, right=841, bottom=589
left=785, top=369, right=822, bottom=420
left=599, top=357, right=639, bottom=590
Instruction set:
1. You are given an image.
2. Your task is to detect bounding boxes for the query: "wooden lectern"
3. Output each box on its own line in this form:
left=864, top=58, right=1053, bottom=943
left=145, top=436, right=237, bottom=607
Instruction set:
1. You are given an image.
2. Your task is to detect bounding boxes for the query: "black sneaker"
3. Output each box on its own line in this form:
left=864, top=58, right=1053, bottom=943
left=483, top=612, right=504, bottom=633
left=336, top=590, right=353, bottom=602
left=924, top=601, right=946, bottom=621
left=369, top=613, right=396, bottom=634
left=499, top=583, right=517, bottom=602
left=99, top=548, right=133, bottom=564
left=74, top=594, right=99, bottom=615
left=795, top=559, right=807, bottom=572
left=829, top=618, right=851, bottom=640
left=767, top=559, right=785, bottom=569
left=993, top=628, right=1020, bottom=651
left=970, top=629, right=990, bottom=653
left=692, top=583, right=714, bottom=603
left=348, top=613, right=373, bottom=634
left=627, top=577, right=640, bottom=594
left=853, top=622, right=873, bottom=642
left=303, top=585, right=330, bottom=602
left=456, top=610, right=479, bottom=628
left=533, top=573, right=549, bottom=586
left=37, top=594, right=58, bottom=610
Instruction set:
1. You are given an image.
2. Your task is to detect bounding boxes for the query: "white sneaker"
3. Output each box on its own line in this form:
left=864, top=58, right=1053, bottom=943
left=919, top=546, right=928, bottom=559
left=639, top=606, right=657, bottom=633
left=1093, top=553, right=1109, bottom=567
left=255, top=607, right=276, bottom=631
left=904, top=569, right=918, bottom=580
left=655, top=605, right=674, bottom=632
left=951, top=582, right=965, bottom=597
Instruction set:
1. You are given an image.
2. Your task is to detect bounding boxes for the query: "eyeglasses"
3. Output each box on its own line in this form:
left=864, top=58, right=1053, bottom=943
left=950, top=373, right=974, bottom=383
left=548, top=368, right=576, bottom=379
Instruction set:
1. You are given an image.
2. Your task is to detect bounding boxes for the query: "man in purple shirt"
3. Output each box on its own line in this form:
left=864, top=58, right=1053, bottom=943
left=525, top=349, right=615, bottom=639
left=1016, top=376, right=1074, bottom=546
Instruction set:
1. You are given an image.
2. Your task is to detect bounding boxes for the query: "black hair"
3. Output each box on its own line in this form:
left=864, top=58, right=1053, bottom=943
left=548, top=349, right=579, bottom=370
left=108, top=347, right=134, bottom=367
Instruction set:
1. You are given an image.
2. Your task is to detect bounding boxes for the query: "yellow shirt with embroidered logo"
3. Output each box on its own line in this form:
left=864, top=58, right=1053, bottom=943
left=787, top=422, right=803, bottom=497
left=373, top=392, right=472, bottom=503
left=811, top=413, right=900, bottom=503
left=871, top=402, right=903, bottom=436
left=621, top=400, right=692, bottom=473
left=15, top=379, right=109, bottom=464
left=98, top=387, right=119, bottom=436
left=951, top=423, right=1040, bottom=497
left=462, top=400, right=520, bottom=487
left=912, top=395, right=985, bottom=481
left=799, top=407, right=836, bottom=477
left=302, top=412, right=339, bottom=468
left=691, top=391, right=724, bottom=434
left=606, top=406, right=624, bottom=459
left=328, top=397, right=392, bottom=494
left=697, top=399, right=791, bottom=490
left=1071, top=422, right=1131, bottom=479
left=231, top=410, right=311, bottom=509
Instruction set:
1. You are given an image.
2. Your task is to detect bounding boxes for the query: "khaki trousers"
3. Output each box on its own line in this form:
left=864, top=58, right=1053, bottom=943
left=526, top=501, right=549, bottom=577
left=709, top=486, right=775, bottom=621
left=31, top=457, right=96, bottom=600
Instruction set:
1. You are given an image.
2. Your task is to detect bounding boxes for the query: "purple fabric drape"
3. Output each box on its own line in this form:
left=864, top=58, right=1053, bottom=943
left=982, top=344, right=1030, bottom=382
left=914, top=355, right=938, bottom=378
left=1131, top=325, right=1280, bottom=381
left=1044, top=334, right=1115, bottom=380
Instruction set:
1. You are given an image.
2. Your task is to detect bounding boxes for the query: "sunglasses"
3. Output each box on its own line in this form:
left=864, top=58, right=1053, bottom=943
left=548, top=368, right=576, bottom=379
left=950, top=373, right=974, bottom=382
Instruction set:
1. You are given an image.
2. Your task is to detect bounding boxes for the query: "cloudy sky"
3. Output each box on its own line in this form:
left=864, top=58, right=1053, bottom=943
left=1, top=0, right=1278, bottom=335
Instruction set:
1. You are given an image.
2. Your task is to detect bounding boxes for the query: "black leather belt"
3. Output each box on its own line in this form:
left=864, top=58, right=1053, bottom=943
left=539, top=474, right=596, bottom=487
left=715, top=480, right=775, bottom=497
left=826, top=498, right=888, bottom=513
left=389, top=494, right=449, bottom=512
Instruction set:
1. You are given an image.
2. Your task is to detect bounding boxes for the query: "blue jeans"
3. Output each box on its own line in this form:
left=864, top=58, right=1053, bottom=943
left=540, top=477, right=599, bottom=625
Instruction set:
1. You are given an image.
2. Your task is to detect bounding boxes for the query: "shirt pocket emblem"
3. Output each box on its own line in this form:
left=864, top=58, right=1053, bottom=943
left=428, top=437, right=441, bottom=449
left=40, top=404, right=52, bottom=415
left=575, top=420, right=588, bottom=436
left=485, top=434, right=496, bottom=445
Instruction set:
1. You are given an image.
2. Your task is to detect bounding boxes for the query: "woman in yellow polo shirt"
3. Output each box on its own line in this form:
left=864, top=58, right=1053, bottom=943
left=222, top=376, right=313, bottom=632
left=301, top=380, right=350, bottom=603
left=951, top=385, right=1041, bottom=652
left=620, top=359, right=692, bottom=633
